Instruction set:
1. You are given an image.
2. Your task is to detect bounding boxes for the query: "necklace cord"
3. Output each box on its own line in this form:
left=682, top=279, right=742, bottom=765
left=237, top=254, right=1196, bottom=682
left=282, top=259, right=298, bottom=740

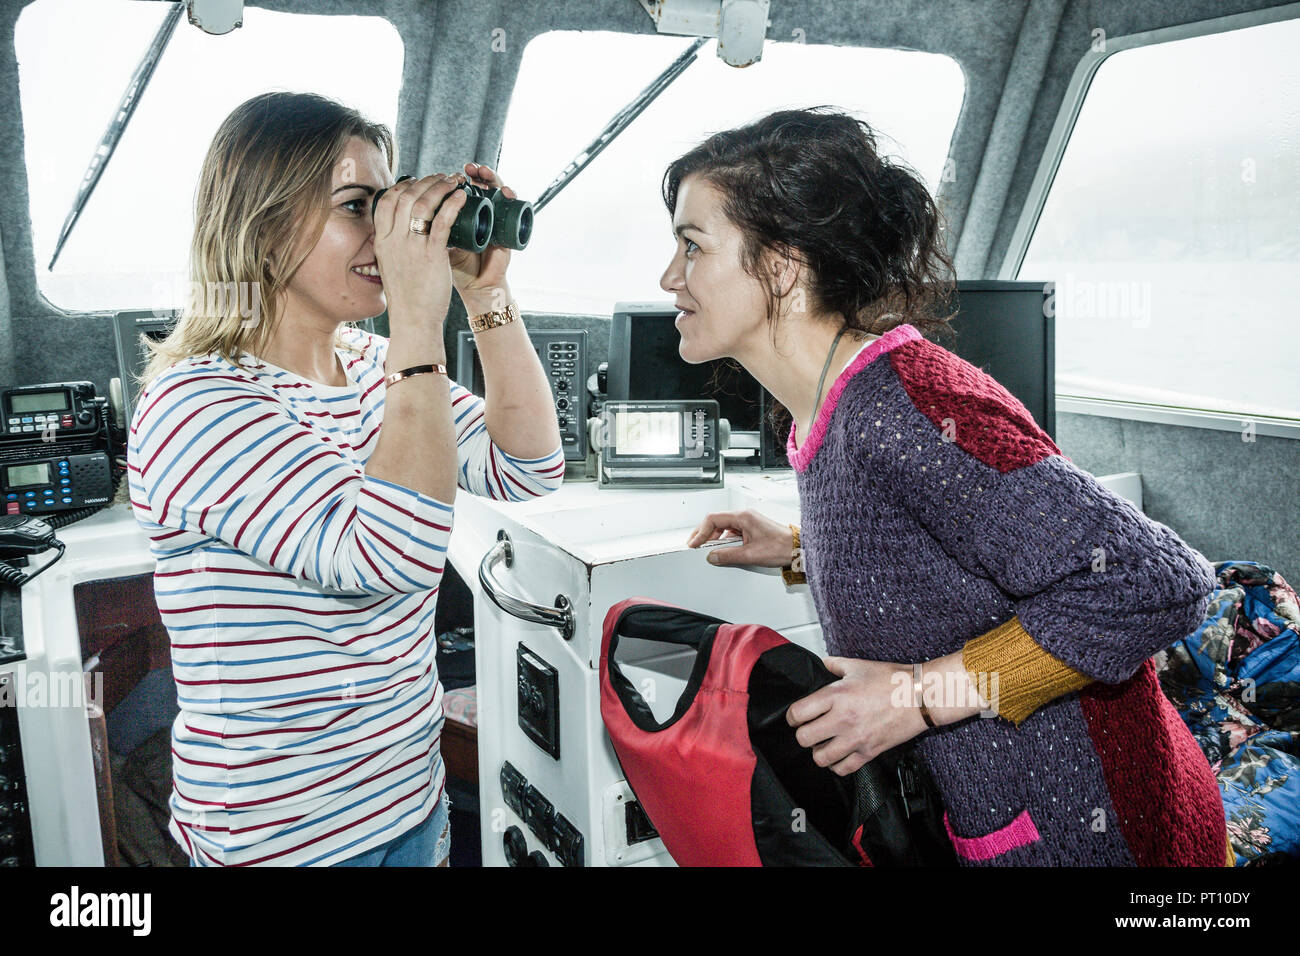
left=810, top=324, right=850, bottom=427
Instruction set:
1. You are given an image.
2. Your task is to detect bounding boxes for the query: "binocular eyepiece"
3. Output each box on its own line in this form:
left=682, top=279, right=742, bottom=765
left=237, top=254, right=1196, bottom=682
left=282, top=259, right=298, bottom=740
left=371, top=175, right=534, bottom=253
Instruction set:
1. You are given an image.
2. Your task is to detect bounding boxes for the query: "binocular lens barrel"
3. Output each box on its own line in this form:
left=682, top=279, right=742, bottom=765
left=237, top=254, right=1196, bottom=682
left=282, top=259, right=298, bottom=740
left=369, top=177, right=534, bottom=253
left=488, top=189, right=534, bottom=251
left=456, top=195, right=494, bottom=253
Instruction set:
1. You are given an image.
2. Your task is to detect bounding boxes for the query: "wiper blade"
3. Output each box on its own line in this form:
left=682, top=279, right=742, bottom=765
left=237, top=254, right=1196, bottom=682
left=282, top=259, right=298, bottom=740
left=532, top=36, right=708, bottom=214
left=47, top=1, right=184, bottom=270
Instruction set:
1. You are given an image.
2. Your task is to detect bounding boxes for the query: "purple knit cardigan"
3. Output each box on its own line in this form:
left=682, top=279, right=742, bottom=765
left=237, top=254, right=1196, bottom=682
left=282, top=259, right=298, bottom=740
left=785, top=324, right=1227, bottom=866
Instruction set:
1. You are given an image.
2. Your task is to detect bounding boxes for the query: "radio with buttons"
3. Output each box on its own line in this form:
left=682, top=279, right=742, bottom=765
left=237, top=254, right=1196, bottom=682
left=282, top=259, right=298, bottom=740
left=0, top=383, right=114, bottom=516
left=0, top=453, right=112, bottom=516
left=456, top=330, right=589, bottom=463
left=0, top=382, right=102, bottom=443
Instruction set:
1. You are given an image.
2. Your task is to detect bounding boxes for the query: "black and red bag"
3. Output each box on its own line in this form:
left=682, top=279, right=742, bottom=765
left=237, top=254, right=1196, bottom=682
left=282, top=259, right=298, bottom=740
left=600, top=598, right=957, bottom=867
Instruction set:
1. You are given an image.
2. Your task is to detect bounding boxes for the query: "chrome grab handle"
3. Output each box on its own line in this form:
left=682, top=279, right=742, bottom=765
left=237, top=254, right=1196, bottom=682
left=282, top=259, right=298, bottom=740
left=478, top=530, right=574, bottom=641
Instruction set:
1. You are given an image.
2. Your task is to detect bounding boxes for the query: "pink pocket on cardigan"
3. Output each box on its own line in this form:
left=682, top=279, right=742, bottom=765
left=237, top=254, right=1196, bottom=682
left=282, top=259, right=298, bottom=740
left=943, top=809, right=1041, bottom=862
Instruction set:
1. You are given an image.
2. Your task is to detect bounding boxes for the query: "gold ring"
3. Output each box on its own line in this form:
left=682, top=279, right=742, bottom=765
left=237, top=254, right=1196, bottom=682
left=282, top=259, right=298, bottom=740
left=409, top=217, right=432, bottom=236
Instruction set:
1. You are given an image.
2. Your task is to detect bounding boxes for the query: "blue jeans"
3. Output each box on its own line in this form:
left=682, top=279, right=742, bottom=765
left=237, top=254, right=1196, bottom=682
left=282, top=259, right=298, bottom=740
left=186, top=797, right=451, bottom=867
left=332, top=797, right=451, bottom=867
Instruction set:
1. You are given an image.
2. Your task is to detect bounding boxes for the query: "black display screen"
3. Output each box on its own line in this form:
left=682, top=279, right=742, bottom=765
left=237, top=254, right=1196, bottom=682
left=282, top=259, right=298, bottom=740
left=11, top=391, right=67, bottom=414
left=7, top=462, right=49, bottom=486
left=624, top=319, right=762, bottom=432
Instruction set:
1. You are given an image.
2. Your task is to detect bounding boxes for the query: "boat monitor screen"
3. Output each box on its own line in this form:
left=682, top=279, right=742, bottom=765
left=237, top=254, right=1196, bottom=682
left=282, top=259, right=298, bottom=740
left=614, top=410, right=681, bottom=456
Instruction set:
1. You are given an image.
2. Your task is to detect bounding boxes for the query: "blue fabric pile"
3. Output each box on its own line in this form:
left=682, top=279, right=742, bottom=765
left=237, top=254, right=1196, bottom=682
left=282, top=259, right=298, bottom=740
left=1155, top=561, right=1300, bottom=865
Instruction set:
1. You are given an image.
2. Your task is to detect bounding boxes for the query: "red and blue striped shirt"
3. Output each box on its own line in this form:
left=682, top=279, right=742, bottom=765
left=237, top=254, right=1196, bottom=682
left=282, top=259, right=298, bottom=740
left=127, top=324, right=564, bottom=865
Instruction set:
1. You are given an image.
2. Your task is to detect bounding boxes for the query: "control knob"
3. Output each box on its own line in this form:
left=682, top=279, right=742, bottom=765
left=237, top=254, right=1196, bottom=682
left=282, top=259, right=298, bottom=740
left=503, top=825, right=528, bottom=867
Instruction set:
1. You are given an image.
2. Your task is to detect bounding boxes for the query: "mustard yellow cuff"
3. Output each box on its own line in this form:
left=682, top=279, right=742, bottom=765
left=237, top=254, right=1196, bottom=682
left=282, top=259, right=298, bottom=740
left=961, top=616, right=1094, bottom=727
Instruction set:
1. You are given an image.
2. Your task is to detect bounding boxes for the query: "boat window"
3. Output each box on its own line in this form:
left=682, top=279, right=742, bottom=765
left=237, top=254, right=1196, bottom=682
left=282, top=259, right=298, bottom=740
left=1018, top=17, right=1300, bottom=420
left=17, top=0, right=403, bottom=312
left=497, top=31, right=964, bottom=316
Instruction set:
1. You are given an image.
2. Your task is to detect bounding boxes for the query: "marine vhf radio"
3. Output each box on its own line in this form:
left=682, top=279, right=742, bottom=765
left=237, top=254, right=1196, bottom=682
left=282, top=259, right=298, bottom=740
left=0, top=381, right=125, bottom=586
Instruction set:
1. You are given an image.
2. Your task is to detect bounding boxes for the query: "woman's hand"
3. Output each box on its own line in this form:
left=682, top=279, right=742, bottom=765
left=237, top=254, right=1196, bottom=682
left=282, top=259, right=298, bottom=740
left=684, top=509, right=794, bottom=568
left=449, top=162, right=516, bottom=311
left=372, top=173, right=468, bottom=328
left=786, top=657, right=928, bottom=776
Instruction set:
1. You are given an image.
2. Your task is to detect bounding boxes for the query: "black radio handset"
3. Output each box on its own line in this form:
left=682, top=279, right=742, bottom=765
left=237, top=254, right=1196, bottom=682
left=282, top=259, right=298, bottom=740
left=0, top=516, right=56, bottom=556
left=0, top=515, right=64, bottom=587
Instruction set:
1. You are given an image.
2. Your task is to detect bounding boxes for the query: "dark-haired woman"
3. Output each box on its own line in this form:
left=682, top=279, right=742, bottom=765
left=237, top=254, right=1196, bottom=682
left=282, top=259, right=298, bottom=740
left=679, top=108, right=1230, bottom=866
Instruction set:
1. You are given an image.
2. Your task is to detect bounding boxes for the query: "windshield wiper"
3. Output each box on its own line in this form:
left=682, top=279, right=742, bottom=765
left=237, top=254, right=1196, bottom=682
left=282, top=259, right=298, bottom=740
left=48, top=19, right=702, bottom=261
left=47, top=1, right=184, bottom=270
left=532, top=36, right=708, bottom=213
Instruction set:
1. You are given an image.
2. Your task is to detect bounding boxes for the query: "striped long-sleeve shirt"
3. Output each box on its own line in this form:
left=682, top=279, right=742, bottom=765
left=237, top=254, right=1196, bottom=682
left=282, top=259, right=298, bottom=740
left=127, top=323, right=564, bottom=866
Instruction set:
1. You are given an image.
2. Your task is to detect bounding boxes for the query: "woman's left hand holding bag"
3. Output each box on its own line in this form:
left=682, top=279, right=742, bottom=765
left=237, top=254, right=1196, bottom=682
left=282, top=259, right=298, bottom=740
left=786, top=658, right=928, bottom=776
left=787, top=650, right=991, bottom=776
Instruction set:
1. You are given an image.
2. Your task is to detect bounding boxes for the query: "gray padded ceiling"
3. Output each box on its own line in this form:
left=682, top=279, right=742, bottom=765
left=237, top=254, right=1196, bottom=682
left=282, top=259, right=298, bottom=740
left=2, top=0, right=1293, bottom=322
left=0, top=0, right=1295, bottom=582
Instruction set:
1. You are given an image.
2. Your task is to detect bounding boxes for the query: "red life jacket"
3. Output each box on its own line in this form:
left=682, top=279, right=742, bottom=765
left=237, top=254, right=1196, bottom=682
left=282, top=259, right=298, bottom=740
left=599, top=597, right=956, bottom=867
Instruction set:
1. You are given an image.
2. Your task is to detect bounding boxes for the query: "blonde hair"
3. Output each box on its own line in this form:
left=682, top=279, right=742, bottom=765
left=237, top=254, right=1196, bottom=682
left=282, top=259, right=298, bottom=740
left=135, top=92, right=396, bottom=396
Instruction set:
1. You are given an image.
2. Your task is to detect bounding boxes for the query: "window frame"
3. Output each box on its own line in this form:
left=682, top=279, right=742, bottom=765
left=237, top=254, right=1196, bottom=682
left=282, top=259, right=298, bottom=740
left=16, top=1, right=404, bottom=317
left=998, top=2, right=1300, bottom=439
left=495, top=28, right=966, bottom=319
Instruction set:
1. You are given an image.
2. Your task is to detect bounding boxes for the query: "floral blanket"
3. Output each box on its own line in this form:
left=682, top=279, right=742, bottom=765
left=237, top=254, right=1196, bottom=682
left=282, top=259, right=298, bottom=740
left=1155, top=561, right=1300, bottom=865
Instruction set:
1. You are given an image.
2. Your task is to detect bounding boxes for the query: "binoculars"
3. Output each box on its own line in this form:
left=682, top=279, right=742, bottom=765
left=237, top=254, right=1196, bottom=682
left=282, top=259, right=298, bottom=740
left=371, top=175, right=534, bottom=253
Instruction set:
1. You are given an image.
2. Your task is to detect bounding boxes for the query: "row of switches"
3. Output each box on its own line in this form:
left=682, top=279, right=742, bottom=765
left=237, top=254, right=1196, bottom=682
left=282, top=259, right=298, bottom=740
left=500, top=761, right=584, bottom=867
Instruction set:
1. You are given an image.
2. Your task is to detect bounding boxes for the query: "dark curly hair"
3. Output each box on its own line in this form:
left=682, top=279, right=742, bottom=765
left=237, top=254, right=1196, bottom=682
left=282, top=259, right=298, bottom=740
left=662, top=107, right=956, bottom=429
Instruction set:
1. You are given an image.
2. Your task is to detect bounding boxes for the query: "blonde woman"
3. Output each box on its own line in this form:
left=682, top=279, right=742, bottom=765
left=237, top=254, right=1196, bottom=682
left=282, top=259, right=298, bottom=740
left=128, top=92, right=563, bottom=866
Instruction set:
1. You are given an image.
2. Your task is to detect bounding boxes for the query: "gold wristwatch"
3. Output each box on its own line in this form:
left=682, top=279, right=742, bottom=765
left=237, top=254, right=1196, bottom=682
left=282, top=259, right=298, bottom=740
left=468, top=299, right=519, bottom=333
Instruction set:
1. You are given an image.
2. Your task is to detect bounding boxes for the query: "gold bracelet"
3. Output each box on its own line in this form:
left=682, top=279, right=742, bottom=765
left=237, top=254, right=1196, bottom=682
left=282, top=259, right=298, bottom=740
left=468, top=299, right=520, bottom=333
left=913, top=662, right=937, bottom=729
left=781, top=524, right=806, bottom=586
left=385, top=363, right=447, bottom=387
